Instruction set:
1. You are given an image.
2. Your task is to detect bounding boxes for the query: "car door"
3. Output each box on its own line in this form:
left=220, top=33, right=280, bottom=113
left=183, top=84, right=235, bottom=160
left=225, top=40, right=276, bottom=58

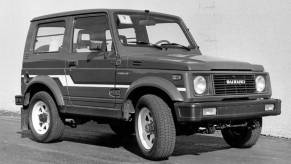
left=23, top=18, right=70, bottom=105
left=66, top=13, right=117, bottom=109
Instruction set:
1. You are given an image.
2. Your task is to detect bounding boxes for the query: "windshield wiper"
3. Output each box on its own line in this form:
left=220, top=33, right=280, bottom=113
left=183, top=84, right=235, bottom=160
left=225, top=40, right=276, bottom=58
left=128, top=41, right=163, bottom=50
left=161, top=43, right=191, bottom=51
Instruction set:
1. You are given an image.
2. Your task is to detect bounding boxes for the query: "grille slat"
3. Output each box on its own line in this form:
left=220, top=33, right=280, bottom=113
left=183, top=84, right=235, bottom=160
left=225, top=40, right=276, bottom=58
left=213, top=74, right=256, bottom=95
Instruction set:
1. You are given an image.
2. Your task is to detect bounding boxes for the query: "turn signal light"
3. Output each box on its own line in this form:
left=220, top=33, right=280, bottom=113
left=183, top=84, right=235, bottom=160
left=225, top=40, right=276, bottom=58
left=265, top=104, right=274, bottom=111
left=203, top=108, right=216, bottom=116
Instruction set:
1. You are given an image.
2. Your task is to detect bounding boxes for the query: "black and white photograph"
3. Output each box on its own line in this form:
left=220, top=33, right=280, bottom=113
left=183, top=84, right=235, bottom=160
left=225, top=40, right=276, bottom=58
left=0, top=0, right=290, bottom=163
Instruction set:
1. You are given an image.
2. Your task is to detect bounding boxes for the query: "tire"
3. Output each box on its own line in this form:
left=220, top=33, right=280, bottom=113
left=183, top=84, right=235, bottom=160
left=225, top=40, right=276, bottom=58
left=221, top=118, right=262, bottom=148
left=135, top=94, right=176, bottom=160
left=109, top=121, right=135, bottom=136
left=28, top=91, right=65, bottom=142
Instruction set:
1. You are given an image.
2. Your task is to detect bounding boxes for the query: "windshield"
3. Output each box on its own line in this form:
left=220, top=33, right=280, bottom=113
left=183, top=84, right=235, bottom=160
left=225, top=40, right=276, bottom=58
left=114, top=12, right=194, bottom=50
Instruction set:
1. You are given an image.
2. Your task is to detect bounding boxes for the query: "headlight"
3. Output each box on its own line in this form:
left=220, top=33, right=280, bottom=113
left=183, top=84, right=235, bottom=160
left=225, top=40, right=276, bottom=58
left=193, top=76, right=207, bottom=94
left=255, top=75, right=266, bottom=92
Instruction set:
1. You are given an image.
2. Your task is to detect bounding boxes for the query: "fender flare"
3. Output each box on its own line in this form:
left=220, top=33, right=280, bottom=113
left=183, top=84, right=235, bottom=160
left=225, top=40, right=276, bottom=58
left=124, top=76, right=184, bottom=102
left=23, top=75, right=65, bottom=106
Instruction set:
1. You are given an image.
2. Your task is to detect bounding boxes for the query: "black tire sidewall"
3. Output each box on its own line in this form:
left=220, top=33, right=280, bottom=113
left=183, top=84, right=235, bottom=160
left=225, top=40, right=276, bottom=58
left=28, top=92, right=55, bottom=142
left=222, top=118, right=262, bottom=148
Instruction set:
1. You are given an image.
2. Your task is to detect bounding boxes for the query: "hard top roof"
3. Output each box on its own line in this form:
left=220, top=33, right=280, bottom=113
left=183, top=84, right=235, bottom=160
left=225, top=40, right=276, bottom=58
left=31, top=9, right=180, bottom=22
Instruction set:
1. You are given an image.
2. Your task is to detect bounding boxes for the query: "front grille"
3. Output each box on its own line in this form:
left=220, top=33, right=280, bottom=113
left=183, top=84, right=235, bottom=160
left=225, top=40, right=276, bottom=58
left=213, top=74, right=256, bottom=95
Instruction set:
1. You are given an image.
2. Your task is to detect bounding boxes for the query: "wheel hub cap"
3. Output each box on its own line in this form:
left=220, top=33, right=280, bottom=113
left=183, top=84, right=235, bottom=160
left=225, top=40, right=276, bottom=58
left=145, top=122, right=155, bottom=134
left=39, top=113, right=48, bottom=123
left=31, top=101, right=50, bottom=135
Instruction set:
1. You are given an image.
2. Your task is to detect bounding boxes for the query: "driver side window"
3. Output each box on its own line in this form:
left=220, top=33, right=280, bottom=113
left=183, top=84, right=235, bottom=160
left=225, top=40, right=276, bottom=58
left=73, top=15, right=112, bottom=53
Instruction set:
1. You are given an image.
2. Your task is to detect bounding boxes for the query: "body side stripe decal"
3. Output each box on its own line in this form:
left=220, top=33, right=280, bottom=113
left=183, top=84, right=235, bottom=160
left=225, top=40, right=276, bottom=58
left=21, top=75, right=186, bottom=91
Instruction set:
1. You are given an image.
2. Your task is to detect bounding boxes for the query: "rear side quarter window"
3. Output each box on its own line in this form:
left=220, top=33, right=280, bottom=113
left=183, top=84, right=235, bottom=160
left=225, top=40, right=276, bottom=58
left=34, top=21, right=65, bottom=53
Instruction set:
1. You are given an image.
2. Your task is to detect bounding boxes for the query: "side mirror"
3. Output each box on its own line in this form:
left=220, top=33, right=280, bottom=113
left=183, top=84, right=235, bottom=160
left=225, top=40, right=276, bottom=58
left=89, top=41, right=103, bottom=51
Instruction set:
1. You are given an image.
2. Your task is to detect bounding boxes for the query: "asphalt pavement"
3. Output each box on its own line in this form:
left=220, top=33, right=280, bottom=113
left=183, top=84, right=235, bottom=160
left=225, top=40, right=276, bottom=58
left=0, top=115, right=290, bottom=164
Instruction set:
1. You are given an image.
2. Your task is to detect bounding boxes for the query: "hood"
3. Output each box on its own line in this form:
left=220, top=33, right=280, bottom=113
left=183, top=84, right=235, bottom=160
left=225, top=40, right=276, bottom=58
left=127, top=53, right=264, bottom=71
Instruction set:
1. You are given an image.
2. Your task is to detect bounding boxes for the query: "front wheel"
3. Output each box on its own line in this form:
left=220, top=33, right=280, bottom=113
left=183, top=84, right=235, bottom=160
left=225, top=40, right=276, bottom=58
left=135, top=94, right=176, bottom=160
left=221, top=118, right=262, bottom=148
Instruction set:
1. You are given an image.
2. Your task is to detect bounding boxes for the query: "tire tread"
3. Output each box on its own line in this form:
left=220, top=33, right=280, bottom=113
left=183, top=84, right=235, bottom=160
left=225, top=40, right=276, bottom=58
left=135, top=94, right=176, bottom=160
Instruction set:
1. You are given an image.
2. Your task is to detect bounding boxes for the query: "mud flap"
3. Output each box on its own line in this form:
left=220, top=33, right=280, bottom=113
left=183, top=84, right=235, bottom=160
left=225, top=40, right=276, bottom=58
left=21, top=107, right=29, bottom=131
left=122, top=100, right=135, bottom=121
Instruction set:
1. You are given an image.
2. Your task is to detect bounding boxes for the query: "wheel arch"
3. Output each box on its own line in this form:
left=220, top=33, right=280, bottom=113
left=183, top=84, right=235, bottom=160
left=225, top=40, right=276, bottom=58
left=123, top=77, right=184, bottom=121
left=125, top=76, right=184, bottom=103
left=23, top=76, right=65, bottom=107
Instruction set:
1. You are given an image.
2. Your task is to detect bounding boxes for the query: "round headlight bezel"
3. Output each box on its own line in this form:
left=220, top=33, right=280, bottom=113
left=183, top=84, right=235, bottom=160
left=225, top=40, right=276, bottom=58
left=255, top=75, right=266, bottom=92
left=193, top=76, right=207, bottom=95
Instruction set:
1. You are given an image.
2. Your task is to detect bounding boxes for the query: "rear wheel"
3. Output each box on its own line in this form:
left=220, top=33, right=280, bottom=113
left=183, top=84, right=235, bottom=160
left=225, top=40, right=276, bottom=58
left=221, top=118, right=262, bottom=148
left=135, top=94, right=176, bottom=160
left=28, top=91, right=64, bottom=142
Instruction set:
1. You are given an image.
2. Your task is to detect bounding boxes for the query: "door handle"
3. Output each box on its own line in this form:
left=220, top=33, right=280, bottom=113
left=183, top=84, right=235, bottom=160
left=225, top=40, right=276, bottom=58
left=68, top=60, right=78, bottom=67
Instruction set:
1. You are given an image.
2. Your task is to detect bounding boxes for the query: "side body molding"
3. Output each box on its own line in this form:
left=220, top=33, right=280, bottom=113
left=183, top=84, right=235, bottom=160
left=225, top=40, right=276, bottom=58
left=125, top=76, right=184, bottom=102
left=23, top=76, right=65, bottom=106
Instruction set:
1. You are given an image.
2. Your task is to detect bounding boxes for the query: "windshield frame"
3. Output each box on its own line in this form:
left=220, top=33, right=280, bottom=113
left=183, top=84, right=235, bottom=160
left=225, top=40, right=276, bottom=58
left=112, top=11, right=197, bottom=51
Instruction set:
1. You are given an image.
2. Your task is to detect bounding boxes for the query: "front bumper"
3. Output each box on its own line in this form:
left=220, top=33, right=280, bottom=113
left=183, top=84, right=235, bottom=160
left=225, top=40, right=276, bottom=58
left=174, top=98, right=281, bottom=122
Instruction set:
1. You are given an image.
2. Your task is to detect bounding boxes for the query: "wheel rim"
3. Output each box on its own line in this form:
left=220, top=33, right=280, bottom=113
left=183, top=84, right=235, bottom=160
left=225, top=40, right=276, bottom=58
left=31, top=101, right=50, bottom=135
left=137, top=107, right=155, bottom=150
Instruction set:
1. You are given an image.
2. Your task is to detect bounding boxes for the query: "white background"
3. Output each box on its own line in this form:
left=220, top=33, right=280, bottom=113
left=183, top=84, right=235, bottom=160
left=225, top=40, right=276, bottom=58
left=0, top=0, right=290, bottom=138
